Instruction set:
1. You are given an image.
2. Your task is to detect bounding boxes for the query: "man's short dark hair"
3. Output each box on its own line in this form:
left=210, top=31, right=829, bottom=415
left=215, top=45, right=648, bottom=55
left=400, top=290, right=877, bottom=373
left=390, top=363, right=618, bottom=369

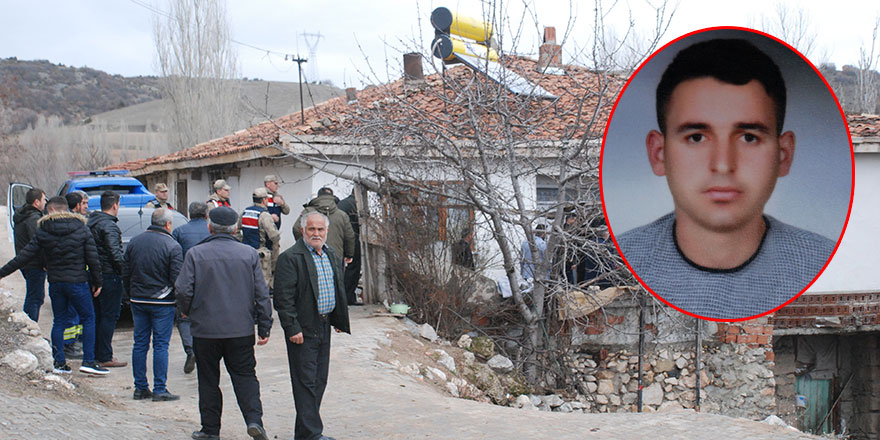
left=65, top=192, right=83, bottom=210
left=100, top=191, right=120, bottom=211
left=656, top=38, right=786, bottom=135
left=188, top=201, right=208, bottom=219
left=46, top=196, right=68, bottom=212
left=317, top=187, right=334, bottom=196
left=25, top=188, right=45, bottom=206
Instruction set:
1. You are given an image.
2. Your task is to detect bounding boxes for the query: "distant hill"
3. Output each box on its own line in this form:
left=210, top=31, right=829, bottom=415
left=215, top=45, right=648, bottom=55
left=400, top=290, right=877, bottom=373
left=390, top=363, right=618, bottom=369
left=0, top=58, right=162, bottom=130
left=819, top=63, right=880, bottom=114
left=0, top=58, right=345, bottom=135
left=87, top=80, right=345, bottom=133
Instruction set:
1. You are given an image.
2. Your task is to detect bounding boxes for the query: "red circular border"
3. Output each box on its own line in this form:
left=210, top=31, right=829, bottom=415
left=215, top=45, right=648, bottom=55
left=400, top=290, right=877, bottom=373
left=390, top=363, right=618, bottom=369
left=599, top=26, right=856, bottom=322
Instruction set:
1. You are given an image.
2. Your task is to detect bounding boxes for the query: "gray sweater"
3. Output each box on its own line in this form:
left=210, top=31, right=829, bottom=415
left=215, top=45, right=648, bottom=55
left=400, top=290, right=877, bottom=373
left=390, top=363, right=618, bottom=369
left=175, top=233, right=272, bottom=338
left=618, top=213, right=835, bottom=320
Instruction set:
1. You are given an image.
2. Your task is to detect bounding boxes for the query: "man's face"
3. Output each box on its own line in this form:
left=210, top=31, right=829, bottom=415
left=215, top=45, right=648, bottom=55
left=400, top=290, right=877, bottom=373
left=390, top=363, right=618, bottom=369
left=33, top=194, right=47, bottom=211
left=646, top=77, right=794, bottom=234
left=302, top=215, right=328, bottom=249
left=265, top=180, right=279, bottom=193
left=217, top=187, right=230, bottom=199
left=77, top=198, right=89, bottom=215
left=156, top=189, right=169, bottom=202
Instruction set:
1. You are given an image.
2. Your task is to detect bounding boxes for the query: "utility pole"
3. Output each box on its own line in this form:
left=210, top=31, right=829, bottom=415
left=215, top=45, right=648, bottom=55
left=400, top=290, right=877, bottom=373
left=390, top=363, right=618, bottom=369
left=286, top=54, right=308, bottom=124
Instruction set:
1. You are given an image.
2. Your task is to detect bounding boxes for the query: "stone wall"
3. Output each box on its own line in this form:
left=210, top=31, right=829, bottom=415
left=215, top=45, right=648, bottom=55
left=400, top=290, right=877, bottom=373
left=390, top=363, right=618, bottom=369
left=568, top=296, right=776, bottom=419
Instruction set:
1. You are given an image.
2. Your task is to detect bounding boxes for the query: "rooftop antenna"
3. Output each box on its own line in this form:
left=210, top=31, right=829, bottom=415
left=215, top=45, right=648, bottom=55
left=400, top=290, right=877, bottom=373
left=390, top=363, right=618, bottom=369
left=301, top=32, right=324, bottom=82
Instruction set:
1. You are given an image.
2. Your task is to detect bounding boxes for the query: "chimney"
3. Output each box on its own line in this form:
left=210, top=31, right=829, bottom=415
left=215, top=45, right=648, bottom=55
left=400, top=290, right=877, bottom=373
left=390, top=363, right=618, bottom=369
left=537, top=26, right=562, bottom=70
left=403, top=52, right=425, bottom=83
left=346, top=87, right=357, bottom=104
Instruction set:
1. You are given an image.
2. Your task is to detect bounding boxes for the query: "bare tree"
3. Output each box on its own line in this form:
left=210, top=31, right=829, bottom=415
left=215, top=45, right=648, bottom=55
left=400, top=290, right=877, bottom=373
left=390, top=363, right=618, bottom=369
left=857, top=17, right=880, bottom=114
left=154, top=0, right=241, bottom=151
left=759, top=2, right=818, bottom=60
left=257, top=0, right=675, bottom=387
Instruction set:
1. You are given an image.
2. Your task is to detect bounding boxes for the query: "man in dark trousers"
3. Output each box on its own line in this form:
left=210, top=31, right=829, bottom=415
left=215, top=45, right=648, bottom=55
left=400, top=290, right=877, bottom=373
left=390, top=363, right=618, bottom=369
left=171, top=201, right=210, bottom=374
left=176, top=207, right=272, bottom=440
left=0, top=196, right=108, bottom=376
left=12, top=187, right=47, bottom=322
left=336, top=189, right=362, bottom=305
left=124, top=208, right=182, bottom=402
left=274, top=211, right=351, bottom=440
left=87, top=191, right=127, bottom=368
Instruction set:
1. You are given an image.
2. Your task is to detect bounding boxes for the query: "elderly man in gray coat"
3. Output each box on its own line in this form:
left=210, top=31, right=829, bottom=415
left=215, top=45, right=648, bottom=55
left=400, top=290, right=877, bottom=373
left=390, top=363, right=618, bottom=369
left=176, top=207, right=273, bottom=440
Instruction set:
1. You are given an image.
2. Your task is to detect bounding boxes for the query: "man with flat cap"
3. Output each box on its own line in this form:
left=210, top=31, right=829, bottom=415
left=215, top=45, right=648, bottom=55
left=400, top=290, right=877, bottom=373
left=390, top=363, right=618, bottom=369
left=146, top=183, right=174, bottom=210
left=263, top=175, right=290, bottom=230
left=177, top=206, right=273, bottom=440
left=207, top=179, right=232, bottom=210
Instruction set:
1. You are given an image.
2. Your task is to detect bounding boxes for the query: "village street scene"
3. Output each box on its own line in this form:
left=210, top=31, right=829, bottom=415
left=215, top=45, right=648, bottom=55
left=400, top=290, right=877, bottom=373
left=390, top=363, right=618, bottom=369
left=2, top=0, right=880, bottom=439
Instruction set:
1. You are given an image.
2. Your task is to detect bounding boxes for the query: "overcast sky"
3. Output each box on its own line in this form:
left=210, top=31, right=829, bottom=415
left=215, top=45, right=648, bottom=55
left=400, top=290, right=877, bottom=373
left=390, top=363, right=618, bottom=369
left=1, top=0, right=878, bottom=89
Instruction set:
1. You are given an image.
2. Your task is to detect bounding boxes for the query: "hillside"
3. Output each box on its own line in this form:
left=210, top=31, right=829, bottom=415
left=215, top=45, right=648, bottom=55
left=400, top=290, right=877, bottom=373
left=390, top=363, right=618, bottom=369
left=0, top=58, right=161, bottom=129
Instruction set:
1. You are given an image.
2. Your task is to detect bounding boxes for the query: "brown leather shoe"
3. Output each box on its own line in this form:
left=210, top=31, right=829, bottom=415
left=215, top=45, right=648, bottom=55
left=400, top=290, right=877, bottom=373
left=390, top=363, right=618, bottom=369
left=99, top=358, right=128, bottom=368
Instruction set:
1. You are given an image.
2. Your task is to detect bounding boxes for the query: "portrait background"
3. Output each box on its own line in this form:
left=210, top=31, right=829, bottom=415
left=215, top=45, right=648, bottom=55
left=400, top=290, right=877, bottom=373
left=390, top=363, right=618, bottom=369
left=601, top=28, right=852, bottom=241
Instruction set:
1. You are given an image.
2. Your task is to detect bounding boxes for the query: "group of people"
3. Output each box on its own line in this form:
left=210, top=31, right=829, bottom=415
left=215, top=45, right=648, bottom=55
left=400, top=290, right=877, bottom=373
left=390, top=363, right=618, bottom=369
left=2, top=175, right=362, bottom=440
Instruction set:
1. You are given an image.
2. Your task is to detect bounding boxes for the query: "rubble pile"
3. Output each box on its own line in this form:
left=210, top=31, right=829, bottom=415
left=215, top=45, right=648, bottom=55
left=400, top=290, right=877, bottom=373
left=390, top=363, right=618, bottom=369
left=0, top=289, right=75, bottom=391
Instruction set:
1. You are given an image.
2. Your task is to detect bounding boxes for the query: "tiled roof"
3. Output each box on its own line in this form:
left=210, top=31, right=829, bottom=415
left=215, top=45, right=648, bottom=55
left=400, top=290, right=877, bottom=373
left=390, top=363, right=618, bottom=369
left=848, top=114, right=880, bottom=138
left=114, top=61, right=880, bottom=173
left=114, top=56, right=624, bottom=172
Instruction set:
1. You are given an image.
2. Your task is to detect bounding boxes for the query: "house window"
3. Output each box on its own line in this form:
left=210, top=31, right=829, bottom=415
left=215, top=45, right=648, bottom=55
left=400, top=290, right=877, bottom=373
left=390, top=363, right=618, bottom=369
left=389, top=181, right=474, bottom=242
left=536, top=174, right=600, bottom=210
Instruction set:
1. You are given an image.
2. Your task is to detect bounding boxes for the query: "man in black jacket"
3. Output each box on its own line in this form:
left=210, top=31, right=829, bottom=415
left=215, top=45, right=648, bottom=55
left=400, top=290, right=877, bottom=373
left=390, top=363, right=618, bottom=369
left=88, top=191, right=127, bottom=368
left=176, top=207, right=272, bottom=440
left=0, top=196, right=108, bottom=376
left=12, top=187, right=47, bottom=322
left=275, top=211, right=351, bottom=440
left=124, top=208, right=183, bottom=402
left=336, top=190, right=362, bottom=305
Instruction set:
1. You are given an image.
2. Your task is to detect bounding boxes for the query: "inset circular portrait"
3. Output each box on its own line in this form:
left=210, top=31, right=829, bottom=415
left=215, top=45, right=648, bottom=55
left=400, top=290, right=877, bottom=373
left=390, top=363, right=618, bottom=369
left=601, top=27, right=853, bottom=321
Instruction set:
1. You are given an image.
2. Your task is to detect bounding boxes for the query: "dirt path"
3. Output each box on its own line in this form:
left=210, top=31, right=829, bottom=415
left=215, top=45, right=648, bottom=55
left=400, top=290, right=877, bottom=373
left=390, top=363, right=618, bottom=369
left=0, top=209, right=817, bottom=439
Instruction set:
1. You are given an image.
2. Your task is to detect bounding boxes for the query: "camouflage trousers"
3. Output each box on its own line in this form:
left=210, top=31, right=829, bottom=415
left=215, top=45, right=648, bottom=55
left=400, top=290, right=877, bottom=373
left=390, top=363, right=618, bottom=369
left=258, top=247, right=277, bottom=290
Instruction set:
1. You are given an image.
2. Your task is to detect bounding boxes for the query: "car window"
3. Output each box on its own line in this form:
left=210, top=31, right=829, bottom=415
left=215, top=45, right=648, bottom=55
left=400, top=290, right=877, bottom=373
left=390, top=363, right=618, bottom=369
left=118, top=208, right=189, bottom=251
left=78, top=184, right=144, bottom=197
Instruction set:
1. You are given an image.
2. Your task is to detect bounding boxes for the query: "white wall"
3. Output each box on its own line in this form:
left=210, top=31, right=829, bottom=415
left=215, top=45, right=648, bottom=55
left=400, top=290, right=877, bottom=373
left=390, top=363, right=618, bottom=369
left=809, top=153, right=880, bottom=292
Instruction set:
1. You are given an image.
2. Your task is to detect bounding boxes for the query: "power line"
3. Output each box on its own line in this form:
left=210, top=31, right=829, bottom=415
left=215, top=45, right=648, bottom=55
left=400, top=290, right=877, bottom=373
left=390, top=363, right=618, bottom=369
left=301, top=32, right=324, bottom=82
left=127, top=0, right=296, bottom=61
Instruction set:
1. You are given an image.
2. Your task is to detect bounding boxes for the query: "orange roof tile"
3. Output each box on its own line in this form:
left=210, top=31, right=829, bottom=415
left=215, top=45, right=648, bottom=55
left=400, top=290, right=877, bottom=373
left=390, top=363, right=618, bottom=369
left=115, top=57, right=624, bottom=172
left=848, top=114, right=880, bottom=138
left=114, top=60, right=880, bottom=173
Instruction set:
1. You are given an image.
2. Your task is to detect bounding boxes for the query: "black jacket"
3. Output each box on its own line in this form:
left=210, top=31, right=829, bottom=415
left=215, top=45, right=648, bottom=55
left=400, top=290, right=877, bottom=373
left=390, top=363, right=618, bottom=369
left=0, top=212, right=101, bottom=287
left=12, top=205, right=44, bottom=270
left=273, top=239, right=350, bottom=339
left=124, top=225, right=183, bottom=306
left=87, top=211, right=125, bottom=275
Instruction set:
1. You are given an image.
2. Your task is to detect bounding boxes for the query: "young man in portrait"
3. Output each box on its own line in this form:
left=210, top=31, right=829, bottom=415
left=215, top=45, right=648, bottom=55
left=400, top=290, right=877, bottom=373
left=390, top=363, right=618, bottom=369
left=617, top=38, right=835, bottom=320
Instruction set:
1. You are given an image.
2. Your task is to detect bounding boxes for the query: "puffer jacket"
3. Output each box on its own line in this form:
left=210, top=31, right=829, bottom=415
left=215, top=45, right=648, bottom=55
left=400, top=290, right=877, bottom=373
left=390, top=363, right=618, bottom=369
left=124, top=225, right=183, bottom=306
left=0, top=212, right=101, bottom=287
left=292, top=194, right=355, bottom=258
left=87, top=211, right=125, bottom=275
left=12, top=205, right=44, bottom=270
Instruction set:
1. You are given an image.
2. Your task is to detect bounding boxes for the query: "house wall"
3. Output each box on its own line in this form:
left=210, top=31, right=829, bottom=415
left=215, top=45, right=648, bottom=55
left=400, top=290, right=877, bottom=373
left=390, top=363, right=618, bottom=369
left=809, top=153, right=880, bottom=293
left=149, top=157, right=321, bottom=251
